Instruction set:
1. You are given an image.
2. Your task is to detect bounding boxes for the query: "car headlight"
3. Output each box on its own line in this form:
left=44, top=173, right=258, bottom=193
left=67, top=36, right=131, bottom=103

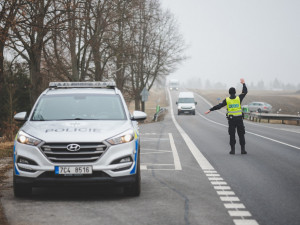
left=17, top=131, right=42, bottom=146
left=106, top=130, right=135, bottom=145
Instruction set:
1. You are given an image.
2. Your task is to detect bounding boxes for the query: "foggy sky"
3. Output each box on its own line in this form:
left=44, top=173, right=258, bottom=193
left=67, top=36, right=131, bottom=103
left=161, top=0, right=300, bottom=88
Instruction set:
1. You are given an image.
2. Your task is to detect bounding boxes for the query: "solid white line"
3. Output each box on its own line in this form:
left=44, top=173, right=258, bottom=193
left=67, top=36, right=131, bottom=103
left=234, top=219, right=259, bottom=225
left=229, top=211, right=252, bottom=217
left=169, top=133, right=182, bottom=170
left=220, top=196, right=240, bottom=202
left=224, top=203, right=246, bottom=209
left=197, top=111, right=300, bottom=150
left=217, top=191, right=235, bottom=195
left=168, top=90, right=214, bottom=170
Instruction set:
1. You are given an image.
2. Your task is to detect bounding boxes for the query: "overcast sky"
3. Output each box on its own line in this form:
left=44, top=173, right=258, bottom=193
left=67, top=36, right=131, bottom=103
left=160, top=0, right=300, bottom=87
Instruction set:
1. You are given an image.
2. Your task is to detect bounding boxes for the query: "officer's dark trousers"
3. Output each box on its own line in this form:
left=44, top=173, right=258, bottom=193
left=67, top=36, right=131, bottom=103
left=228, top=116, right=245, bottom=146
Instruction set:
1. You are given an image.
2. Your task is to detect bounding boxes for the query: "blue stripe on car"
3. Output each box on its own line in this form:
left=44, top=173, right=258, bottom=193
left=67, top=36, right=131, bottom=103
left=130, top=139, right=139, bottom=174
left=13, top=142, right=20, bottom=175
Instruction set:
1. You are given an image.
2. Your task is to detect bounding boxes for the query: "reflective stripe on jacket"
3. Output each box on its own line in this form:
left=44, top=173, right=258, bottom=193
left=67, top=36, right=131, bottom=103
left=226, top=96, right=242, bottom=116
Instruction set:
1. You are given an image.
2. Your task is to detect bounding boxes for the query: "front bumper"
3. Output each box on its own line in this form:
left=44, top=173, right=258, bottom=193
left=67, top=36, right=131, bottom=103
left=14, top=172, right=136, bottom=187
left=14, top=139, right=139, bottom=183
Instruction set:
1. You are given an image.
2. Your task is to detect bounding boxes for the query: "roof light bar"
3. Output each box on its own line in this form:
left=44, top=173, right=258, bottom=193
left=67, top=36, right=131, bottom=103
left=49, top=82, right=116, bottom=89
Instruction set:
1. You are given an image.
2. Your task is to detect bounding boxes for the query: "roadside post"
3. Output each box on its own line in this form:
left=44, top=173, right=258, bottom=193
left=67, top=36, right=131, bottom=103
left=140, top=87, right=149, bottom=112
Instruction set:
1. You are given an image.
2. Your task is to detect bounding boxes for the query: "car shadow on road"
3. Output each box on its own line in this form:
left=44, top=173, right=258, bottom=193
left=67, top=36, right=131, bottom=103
left=26, top=186, right=130, bottom=201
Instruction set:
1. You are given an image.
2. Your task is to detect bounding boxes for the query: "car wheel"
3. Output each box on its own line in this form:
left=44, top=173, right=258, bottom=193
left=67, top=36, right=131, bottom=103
left=124, top=150, right=141, bottom=197
left=13, top=175, right=32, bottom=197
left=257, top=108, right=262, bottom=113
left=178, top=110, right=180, bottom=115
left=192, top=110, right=195, bottom=115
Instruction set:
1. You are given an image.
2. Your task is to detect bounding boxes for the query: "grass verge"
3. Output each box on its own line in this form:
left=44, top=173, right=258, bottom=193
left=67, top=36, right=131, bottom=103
left=0, top=142, right=14, bottom=225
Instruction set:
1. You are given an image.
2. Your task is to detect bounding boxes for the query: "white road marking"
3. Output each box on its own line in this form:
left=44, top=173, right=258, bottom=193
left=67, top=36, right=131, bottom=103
left=142, top=138, right=169, bottom=141
left=217, top=191, right=235, bottom=195
left=168, top=89, right=259, bottom=224
left=208, top=177, right=224, bottom=181
left=224, top=203, right=246, bottom=209
left=220, top=196, right=240, bottom=202
left=214, top=186, right=231, bottom=190
left=233, top=219, right=259, bottom=225
left=197, top=112, right=300, bottom=150
left=141, top=165, right=147, bottom=170
left=229, top=211, right=252, bottom=217
left=169, top=133, right=182, bottom=170
left=206, top=173, right=221, bottom=177
left=211, top=181, right=228, bottom=185
left=141, top=151, right=172, bottom=155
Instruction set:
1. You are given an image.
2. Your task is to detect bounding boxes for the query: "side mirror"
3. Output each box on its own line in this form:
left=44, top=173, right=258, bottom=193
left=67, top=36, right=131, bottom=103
left=14, top=112, right=27, bottom=121
left=176, top=101, right=178, bottom=105
left=195, top=102, right=197, bottom=105
left=131, top=111, right=147, bottom=121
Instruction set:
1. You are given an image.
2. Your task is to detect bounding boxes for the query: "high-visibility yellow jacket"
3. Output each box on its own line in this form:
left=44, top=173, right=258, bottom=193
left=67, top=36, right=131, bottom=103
left=226, top=96, right=242, bottom=116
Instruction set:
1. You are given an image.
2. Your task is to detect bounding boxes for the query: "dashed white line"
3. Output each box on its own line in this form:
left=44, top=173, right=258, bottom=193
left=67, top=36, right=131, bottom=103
left=214, top=186, right=231, bottom=190
left=211, top=181, right=228, bottom=185
left=233, top=219, right=259, bottom=225
left=224, top=203, right=246, bottom=209
left=229, top=211, right=252, bottom=217
left=217, top=191, right=235, bottom=195
left=220, top=196, right=240, bottom=202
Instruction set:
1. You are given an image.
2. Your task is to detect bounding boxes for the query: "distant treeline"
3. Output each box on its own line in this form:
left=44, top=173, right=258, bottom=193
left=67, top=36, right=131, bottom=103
left=183, top=77, right=300, bottom=90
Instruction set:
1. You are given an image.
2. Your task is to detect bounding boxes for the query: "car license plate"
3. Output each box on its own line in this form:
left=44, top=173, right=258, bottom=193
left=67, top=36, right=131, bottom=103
left=55, top=166, right=92, bottom=175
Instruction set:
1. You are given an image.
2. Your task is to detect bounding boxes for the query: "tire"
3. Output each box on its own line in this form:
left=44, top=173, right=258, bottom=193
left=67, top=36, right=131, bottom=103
left=192, top=110, right=195, bottom=115
left=124, top=151, right=141, bottom=197
left=257, top=108, right=262, bottom=113
left=13, top=175, right=32, bottom=197
left=178, top=110, right=180, bottom=115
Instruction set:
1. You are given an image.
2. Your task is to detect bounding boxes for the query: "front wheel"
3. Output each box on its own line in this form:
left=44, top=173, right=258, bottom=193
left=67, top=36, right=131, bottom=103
left=124, top=151, right=141, bottom=197
left=13, top=175, right=32, bottom=197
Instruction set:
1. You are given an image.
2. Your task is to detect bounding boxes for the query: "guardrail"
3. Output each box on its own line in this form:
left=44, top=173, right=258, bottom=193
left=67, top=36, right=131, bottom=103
left=153, top=107, right=168, bottom=122
left=244, top=112, right=300, bottom=125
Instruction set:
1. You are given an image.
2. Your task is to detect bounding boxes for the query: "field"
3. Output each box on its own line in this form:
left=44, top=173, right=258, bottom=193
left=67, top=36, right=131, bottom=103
left=193, top=89, right=300, bottom=115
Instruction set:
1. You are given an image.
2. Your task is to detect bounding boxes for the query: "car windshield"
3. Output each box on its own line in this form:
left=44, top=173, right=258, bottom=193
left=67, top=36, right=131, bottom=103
left=178, top=98, right=194, bottom=103
left=31, top=94, right=126, bottom=121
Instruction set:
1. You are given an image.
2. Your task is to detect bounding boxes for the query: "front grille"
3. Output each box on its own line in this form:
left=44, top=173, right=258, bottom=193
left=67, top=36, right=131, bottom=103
left=40, top=142, right=108, bottom=163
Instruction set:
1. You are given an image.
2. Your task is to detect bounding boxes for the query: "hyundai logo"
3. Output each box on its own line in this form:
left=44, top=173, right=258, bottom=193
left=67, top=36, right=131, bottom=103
left=66, top=144, right=81, bottom=152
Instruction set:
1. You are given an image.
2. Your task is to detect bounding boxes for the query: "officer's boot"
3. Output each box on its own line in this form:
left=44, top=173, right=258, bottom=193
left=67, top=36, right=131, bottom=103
left=229, top=145, right=235, bottom=155
left=241, top=145, right=247, bottom=154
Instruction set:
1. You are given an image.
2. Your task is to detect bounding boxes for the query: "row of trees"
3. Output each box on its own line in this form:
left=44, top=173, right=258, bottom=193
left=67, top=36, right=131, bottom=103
left=0, top=0, right=185, bottom=139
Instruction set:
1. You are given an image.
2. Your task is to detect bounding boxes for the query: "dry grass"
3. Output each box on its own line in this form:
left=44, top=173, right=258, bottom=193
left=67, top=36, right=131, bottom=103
left=0, top=142, right=14, bottom=158
left=128, top=87, right=168, bottom=123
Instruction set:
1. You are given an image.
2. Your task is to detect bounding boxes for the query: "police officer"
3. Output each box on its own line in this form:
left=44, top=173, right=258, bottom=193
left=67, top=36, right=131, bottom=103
left=205, top=78, right=248, bottom=155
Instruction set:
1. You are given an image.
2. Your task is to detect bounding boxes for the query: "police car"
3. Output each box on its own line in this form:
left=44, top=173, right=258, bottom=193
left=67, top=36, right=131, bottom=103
left=13, top=82, right=147, bottom=197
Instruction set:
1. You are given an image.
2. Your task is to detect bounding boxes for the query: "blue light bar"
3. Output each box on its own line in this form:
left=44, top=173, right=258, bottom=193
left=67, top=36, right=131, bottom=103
left=49, top=82, right=116, bottom=88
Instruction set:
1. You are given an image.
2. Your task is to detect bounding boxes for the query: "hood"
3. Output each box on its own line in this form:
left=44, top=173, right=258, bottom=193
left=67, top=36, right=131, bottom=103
left=21, top=120, right=132, bottom=143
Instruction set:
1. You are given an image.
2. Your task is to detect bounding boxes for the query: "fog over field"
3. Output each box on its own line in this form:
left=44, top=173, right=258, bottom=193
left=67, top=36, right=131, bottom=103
left=161, top=0, right=300, bottom=90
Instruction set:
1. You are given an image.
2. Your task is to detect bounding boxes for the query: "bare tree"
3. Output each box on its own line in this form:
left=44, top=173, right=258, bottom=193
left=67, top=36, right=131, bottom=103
left=0, top=0, right=20, bottom=87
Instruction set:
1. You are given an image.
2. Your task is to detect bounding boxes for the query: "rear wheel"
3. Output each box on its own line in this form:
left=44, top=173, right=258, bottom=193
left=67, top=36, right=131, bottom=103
left=124, top=151, right=141, bottom=197
left=13, top=175, right=32, bottom=197
left=257, top=108, right=262, bottom=113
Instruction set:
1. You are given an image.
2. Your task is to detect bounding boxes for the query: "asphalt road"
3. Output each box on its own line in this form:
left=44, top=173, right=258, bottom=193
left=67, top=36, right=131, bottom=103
left=1, top=89, right=300, bottom=225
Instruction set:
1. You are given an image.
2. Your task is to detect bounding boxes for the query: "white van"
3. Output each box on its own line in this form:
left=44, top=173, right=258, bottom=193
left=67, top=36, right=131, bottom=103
left=176, top=92, right=197, bottom=115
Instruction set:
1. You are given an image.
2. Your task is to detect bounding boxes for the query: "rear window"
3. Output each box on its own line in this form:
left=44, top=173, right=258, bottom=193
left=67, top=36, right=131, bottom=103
left=31, top=94, right=126, bottom=121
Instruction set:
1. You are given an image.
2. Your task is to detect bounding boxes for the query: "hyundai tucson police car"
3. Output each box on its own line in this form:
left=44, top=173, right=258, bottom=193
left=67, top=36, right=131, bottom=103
left=13, top=82, right=147, bottom=197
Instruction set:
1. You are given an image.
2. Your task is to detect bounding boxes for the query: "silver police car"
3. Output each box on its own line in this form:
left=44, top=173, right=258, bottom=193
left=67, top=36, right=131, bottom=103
left=13, top=82, right=146, bottom=197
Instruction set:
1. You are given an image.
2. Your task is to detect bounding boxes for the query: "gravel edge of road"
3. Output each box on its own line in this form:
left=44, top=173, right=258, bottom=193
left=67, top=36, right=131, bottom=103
left=0, top=159, right=13, bottom=225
